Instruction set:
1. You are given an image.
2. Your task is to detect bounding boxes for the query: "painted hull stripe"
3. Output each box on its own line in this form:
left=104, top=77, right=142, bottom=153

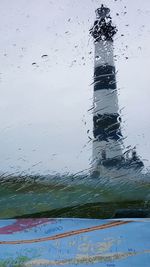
left=0, top=220, right=132, bottom=245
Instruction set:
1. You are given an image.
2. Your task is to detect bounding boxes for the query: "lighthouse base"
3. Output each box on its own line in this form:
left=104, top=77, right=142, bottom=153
left=92, top=156, right=144, bottom=179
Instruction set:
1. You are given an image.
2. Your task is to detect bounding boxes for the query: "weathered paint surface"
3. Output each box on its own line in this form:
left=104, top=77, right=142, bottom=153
left=0, top=218, right=149, bottom=266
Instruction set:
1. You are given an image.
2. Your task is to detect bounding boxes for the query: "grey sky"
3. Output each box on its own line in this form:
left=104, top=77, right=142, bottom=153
left=0, top=0, right=150, bottom=174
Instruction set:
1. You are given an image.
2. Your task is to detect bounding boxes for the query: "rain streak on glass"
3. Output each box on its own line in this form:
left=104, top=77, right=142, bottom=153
left=0, top=0, right=149, bottom=219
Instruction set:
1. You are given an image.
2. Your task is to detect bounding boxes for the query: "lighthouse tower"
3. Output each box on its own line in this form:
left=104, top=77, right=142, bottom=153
left=90, top=5, right=123, bottom=172
left=90, top=5, right=143, bottom=175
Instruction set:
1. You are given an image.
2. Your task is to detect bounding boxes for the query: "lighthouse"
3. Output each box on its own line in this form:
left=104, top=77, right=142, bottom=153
left=90, top=5, right=144, bottom=176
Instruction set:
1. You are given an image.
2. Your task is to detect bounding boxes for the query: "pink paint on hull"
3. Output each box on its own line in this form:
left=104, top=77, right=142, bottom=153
left=0, top=218, right=56, bottom=234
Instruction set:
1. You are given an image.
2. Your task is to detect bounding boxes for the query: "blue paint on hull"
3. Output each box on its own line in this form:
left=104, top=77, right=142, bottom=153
left=0, top=218, right=149, bottom=266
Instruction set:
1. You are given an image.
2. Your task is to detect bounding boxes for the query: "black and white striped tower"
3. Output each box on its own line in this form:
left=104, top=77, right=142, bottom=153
left=90, top=5, right=123, bottom=172
left=90, top=5, right=144, bottom=175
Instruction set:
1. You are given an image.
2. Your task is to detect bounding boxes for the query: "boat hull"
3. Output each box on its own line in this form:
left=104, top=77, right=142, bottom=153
left=0, top=218, right=149, bottom=266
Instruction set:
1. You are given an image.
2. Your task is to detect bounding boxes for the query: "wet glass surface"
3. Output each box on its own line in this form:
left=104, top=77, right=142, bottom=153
left=0, top=0, right=150, bottom=219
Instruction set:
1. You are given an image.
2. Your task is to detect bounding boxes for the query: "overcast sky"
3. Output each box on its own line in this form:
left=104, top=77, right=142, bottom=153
left=0, top=0, right=150, bottom=175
